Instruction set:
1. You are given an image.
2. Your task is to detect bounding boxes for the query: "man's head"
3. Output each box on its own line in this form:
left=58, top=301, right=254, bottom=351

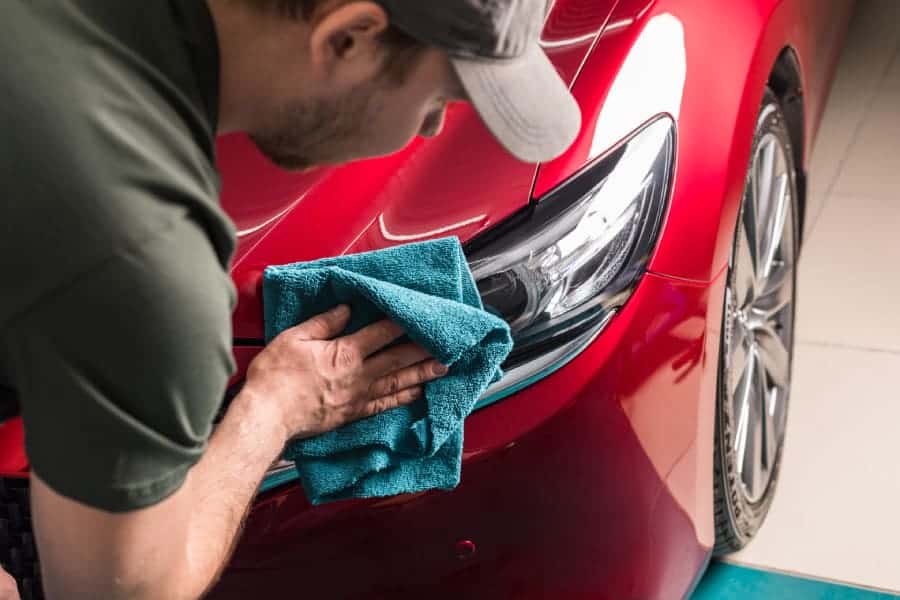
left=212, top=0, right=580, bottom=170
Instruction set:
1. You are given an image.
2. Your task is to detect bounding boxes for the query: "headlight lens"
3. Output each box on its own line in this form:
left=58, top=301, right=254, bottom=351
left=468, top=116, right=675, bottom=406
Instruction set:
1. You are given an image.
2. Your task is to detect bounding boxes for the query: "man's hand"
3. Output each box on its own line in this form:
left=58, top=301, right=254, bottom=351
left=0, top=567, right=19, bottom=600
left=31, top=306, right=447, bottom=600
left=244, top=304, right=447, bottom=440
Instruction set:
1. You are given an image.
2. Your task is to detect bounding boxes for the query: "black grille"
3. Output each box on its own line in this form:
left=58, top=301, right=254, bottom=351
left=0, top=477, right=42, bottom=600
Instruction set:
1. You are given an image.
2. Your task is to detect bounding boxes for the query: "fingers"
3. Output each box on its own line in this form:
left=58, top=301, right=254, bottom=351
left=364, top=342, right=433, bottom=378
left=368, top=359, right=448, bottom=399
left=344, top=319, right=406, bottom=357
left=365, top=386, right=424, bottom=418
left=294, top=305, right=351, bottom=340
left=0, top=565, right=18, bottom=600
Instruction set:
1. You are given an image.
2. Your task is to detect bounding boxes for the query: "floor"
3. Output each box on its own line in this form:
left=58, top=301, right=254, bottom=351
left=696, top=0, right=900, bottom=596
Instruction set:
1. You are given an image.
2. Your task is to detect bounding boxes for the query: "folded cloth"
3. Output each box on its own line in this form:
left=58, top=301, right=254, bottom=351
left=262, top=237, right=513, bottom=505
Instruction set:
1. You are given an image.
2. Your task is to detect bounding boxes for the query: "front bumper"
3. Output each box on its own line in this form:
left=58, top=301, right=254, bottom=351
left=210, top=270, right=723, bottom=599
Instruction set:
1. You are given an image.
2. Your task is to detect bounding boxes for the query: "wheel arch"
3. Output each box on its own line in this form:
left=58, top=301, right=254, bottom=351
left=767, top=46, right=808, bottom=242
left=642, top=0, right=828, bottom=282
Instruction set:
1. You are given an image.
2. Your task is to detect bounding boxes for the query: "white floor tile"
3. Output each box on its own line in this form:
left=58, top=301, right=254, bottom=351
left=730, top=342, right=900, bottom=592
left=832, top=49, right=900, bottom=200
left=796, top=191, right=900, bottom=352
left=805, top=0, right=900, bottom=232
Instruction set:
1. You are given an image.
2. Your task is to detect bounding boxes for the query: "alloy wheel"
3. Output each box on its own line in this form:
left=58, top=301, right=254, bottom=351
left=722, top=113, right=796, bottom=505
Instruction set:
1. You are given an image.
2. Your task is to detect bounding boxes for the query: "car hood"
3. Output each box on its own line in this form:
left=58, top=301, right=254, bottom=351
left=220, top=0, right=623, bottom=340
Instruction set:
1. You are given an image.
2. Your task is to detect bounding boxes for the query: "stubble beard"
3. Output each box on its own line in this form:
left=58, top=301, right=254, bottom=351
left=249, top=81, right=384, bottom=171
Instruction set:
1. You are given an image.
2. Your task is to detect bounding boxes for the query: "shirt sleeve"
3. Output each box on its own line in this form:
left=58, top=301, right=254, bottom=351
left=6, top=215, right=236, bottom=512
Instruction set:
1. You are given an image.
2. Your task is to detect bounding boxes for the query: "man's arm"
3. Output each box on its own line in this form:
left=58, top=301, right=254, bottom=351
left=30, top=390, right=284, bottom=600
left=31, top=305, right=445, bottom=600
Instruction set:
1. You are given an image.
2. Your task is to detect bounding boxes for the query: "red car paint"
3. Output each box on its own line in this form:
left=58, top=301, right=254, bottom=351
left=214, top=269, right=723, bottom=600
left=0, top=0, right=854, bottom=598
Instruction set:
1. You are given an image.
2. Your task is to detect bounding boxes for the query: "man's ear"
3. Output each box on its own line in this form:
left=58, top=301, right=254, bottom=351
left=307, top=2, right=390, bottom=82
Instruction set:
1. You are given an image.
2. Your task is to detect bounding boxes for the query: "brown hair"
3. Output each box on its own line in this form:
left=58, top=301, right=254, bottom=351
left=254, top=0, right=425, bottom=82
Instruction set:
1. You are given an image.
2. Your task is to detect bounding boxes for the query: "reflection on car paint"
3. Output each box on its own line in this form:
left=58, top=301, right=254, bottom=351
left=591, top=14, right=687, bottom=158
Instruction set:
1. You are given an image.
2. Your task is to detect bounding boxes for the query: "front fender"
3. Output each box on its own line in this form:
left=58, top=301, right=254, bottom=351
left=533, top=0, right=852, bottom=283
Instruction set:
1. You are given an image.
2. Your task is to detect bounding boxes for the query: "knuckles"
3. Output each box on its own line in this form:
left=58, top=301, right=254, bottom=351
left=417, top=362, right=432, bottom=381
left=386, top=374, right=402, bottom=395
left=331, top=342, right=360, bottom=370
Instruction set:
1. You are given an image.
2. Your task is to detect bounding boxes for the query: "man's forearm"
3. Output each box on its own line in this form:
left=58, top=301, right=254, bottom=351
left=32, top=388, right=288, bottom=600
left=179, top=389, right=288, bottom=598
left=33, top=308, right=435, bottom=600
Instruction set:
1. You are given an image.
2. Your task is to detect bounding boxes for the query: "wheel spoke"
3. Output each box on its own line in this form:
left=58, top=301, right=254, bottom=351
left=728, top=321, right=751, bottom=395
left=742, top=350, right=765, bottom=497
left=734, top=224, right=757, bottom=308
left=755, top=259, right=792, bottom=320
left=740, top=192, right=761, bottom=301
left=732, top=349, right=756, bottom=461
left=755, top=138, right=776, bottom=229
left=750, top=355, right=770, bottom=495
left=755, top=324, right=790, bottom=389
left=759, top=173, right=790, bottom=281
left=762, top=386, right=779, bottom=473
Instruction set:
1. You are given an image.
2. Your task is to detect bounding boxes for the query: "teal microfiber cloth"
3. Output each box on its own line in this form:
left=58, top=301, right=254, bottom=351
left=262, top=237, right=513, bottom=505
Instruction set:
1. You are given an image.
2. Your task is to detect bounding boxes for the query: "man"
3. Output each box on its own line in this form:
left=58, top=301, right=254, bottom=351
left=0, top=0, right=580, bottom=598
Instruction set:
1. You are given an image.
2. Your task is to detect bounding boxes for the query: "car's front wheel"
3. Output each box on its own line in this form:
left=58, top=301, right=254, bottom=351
left=713, top=88, right=799, bottom=554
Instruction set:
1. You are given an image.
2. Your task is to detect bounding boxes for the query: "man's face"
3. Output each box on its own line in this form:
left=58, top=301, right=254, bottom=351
left=249, top=47, right=466, bottom=171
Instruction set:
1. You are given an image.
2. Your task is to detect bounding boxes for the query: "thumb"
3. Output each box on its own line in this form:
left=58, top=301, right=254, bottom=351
left=295, top=304, right=351, bottom=340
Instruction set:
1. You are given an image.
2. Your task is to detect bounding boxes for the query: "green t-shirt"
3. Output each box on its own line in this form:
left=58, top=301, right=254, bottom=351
left=0, top=1, right=236, bottom=512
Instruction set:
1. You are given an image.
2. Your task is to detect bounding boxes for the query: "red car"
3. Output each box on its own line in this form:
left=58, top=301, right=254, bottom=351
left=0, top=0, right=854, bottom=598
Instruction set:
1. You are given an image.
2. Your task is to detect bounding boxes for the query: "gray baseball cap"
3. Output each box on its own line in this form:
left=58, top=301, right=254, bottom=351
left=375, top=1, right=582, bottom=163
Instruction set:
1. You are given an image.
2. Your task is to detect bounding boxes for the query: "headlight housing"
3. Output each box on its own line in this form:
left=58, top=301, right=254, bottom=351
left=467, top=116, right=675, bottom=407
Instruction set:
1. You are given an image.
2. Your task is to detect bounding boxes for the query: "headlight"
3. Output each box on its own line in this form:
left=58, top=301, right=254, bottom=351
left=467, top=116, right=675, bottom=407
left=260, top=117, right=674, bottom=494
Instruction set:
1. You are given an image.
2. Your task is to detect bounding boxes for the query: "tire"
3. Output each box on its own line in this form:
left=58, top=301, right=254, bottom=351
left=713, top=88, right=800, bottom=554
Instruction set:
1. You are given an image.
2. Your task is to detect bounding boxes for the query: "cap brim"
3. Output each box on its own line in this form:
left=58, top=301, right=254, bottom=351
left=452, top=44, right=581, bottom=163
